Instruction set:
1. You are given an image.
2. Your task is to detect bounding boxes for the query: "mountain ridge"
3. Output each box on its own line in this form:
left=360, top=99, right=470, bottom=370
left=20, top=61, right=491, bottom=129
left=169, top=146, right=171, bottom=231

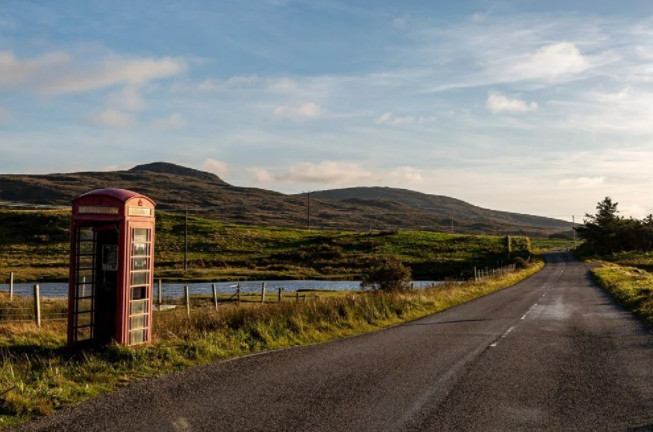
left=0, top=162, right=570, bottom=236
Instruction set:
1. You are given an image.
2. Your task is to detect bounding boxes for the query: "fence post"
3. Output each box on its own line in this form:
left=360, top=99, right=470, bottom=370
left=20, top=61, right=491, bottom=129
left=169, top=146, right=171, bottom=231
left=296, top=291, right=299, bottom=302
left=158, top=279, right=162, bottom=306
left=9, top=272, right=14, bottom=302
left=473, top=266, right=477, bottom=282
left=278, top=287, right=283, bottom=303
left=185, top=285, right=190, bottom=317
left=33, top=284, right=41, bottom=329
left=212, top=283, right=218, bottom=310
left=237, top=284, right=241, bottom=305
left=261, top=282, right=266, bottom=304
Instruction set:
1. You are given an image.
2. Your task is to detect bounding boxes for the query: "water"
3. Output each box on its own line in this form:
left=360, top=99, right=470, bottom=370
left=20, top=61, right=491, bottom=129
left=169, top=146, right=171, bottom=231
left=0, top=280, right=442, bottom=299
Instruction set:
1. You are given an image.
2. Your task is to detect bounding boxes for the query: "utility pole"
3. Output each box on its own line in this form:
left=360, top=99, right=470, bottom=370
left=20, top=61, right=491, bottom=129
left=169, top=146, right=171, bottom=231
left=184, top=209, right=188, bottom=271
left=572, top=215, right=576, bottom=248
left=307, top=192, right=311, bottom=230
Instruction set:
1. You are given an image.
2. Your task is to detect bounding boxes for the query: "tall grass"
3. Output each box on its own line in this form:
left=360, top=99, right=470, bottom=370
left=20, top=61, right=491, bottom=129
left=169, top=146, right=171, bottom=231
left=0, top=261, right=542, bottom=428
left=591, top=263, right=653, bottom=324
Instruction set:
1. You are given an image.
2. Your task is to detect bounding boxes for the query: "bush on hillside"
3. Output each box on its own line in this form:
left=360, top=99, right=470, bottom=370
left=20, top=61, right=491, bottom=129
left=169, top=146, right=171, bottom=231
left=361, top=255, right=412, bottom=292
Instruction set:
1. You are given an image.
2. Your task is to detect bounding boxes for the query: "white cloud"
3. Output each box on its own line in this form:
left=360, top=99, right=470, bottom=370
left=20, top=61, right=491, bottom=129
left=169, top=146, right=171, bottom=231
left=509, top=42, right=589, bottom=80
left=387, top=166, right=424, bottom=183
left=279, top=161, right=371, bottom=183
left=151, top=113, right=186, bottom=130
left=375, top=112, right=436, bottom=125
left=201, top=158, right=230, bottom=176
left=199, top=75, right=260, bottom=91
left=471, top=12, right=487, bottom=23
left=106, top=86, right=145, bottom=111
left=557, top=176, right=606, bottom=188
left=86, top=109, right=134, bottom=129
left=247, top=161, right=424, bottom=186
left=198, top=75, right=298, bottom=93
left=561, top=87, right=653, bottom=135
left=619, top=204, right=649, bottom=219
left=274, top=102, right=321, bottom=119
left=0, top=50, right=185, bottom=94
left=246, top=167, right=275, bottom=183
left=486, top=92, right=538, bottom=114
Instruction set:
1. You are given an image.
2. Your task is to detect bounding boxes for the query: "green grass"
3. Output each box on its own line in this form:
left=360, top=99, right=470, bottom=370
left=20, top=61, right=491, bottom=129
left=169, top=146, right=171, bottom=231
left=530, top=237, right=578, bottom=252
left=0, top=261, right=543, bottom=428
left=591, top=263, right=653, bottom=324
left=0, top=209, right=530, bottom=282
left=586, top=250, right=653, bottom=274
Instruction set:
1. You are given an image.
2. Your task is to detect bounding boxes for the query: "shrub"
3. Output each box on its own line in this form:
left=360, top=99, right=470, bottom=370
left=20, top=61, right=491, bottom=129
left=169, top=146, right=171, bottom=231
left=360, top=255, right=412, bottom=292
left=514, top=256, right=530, bottom=269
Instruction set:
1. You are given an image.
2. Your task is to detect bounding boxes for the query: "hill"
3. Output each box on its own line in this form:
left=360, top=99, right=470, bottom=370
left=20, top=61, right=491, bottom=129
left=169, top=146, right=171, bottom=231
left=0, top=209, right=530, bottom=282
left=0, top=162, right=570, bottom=235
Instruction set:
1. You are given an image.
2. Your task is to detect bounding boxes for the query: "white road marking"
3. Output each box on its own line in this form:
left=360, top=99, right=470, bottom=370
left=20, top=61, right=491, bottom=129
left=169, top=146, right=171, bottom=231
left=490, top=325, right=515, bottom=347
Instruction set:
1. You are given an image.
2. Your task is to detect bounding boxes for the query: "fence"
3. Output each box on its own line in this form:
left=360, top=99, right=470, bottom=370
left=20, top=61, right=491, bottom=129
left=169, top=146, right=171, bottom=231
left=472, top=263, right=518, bottom=281
left=161, top=282, right=314, bottom=317
left=0, top=279, right=68, bottom=326
left=1, top=262, right=521, bottom=326
left=0, top=273, right=317, bottom=325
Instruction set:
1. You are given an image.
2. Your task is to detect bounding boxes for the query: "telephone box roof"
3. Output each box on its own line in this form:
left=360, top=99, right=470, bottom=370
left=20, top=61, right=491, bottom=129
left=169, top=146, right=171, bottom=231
left=73, top=188, right=155, bottom=205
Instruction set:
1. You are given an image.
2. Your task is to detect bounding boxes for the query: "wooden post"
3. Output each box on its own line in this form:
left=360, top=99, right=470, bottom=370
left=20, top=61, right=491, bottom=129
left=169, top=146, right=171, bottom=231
left=296, top=291, right=299, bottom=302
left=261, top=282, right=266, bottom=304
left=278, top=287, right=283, bottom=303
left=212, top=283, right=218, bottom=310
left=473, top=266, right=477, bottom=282
left=158, top=279, right=162, bottom=306
left=33, top=284, right=41, bottom=328
left=185, top=285, right=190, bottom=317
left=9, top=272, right=14, bottom=302
left=237, top=284, right=241, bottom=305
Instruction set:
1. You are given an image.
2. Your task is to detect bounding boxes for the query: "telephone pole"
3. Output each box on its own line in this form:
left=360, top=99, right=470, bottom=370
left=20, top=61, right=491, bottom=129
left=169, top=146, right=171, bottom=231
left=184, top=209, right=188, bottom=271
left=572, top=215, right=576, bottom=248
left=307, top=192, right=311, bottom=230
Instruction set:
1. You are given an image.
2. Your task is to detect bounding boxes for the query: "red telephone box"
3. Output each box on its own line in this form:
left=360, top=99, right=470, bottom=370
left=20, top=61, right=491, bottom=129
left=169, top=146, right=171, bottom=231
left=67, top=188, right=156, bottom=347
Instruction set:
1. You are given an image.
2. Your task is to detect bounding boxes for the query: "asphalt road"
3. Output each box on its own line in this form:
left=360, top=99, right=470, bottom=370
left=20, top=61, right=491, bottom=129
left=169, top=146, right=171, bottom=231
left=13, top=252, right=653, bottom=431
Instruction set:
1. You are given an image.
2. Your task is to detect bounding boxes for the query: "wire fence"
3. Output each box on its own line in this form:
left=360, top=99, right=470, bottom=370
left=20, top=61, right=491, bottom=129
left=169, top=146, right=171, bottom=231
left=0, top=261, right=525, bottom=327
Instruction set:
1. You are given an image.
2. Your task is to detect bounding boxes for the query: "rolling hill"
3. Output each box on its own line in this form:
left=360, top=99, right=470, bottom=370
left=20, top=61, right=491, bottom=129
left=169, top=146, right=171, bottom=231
left=0, top=162, right=570, bottom=236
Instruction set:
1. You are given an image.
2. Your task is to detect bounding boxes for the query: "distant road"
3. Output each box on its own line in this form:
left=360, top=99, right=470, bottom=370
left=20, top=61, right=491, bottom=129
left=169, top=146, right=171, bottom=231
left=14, top=253, right=653, bottom=431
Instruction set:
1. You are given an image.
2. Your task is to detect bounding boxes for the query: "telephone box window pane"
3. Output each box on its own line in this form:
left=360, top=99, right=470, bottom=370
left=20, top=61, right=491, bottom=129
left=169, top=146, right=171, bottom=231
left=130, top=315, right=147, bottom=330
left=78, top=255, right=94, bottom=269
left=76, top=298, right=93, bottom=313
left=132, top=257, right=148, bottom=271
left=133, top=229, right=149, bottom=243
left=79, top=228, right=94, bottom=241
left=132, top=243, right=148, bottom=257
left=76, top=312, right=93, bottom=327
left=79, top=241, right=94, bottom=255
left=76, top=327, right=92, bottom=342
left=132, top=286, right=146, bottom=300
left=77, top=270, right=93, bottom=285
left=131, top=300, right=147, bottom=315
left=129, top=330, right=145, bottom=345
left=131, top=271, right=148, bottom=286
left=76, top=284, right=93, bottom=298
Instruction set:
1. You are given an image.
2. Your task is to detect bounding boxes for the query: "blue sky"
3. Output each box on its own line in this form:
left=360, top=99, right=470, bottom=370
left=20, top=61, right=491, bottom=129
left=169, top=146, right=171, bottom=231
left=2, top=1, right=653, bottom=220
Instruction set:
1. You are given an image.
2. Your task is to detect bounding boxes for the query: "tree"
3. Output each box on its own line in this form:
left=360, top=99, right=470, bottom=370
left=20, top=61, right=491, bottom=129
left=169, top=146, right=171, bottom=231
left=576, top=197, right=623, bottom=254
left=360, top=255, right=412, bottom=292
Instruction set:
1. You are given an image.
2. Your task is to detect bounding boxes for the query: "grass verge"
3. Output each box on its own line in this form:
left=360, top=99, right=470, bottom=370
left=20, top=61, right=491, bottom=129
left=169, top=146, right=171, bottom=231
left=0, top=260, right=543, bottom=428
left=590, top=263, right=653, bottom=324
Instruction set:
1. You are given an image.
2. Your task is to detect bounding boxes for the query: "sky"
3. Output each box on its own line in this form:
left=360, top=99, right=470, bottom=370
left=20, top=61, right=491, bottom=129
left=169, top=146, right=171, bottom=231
left=2, top=1, right=653, bottom=221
